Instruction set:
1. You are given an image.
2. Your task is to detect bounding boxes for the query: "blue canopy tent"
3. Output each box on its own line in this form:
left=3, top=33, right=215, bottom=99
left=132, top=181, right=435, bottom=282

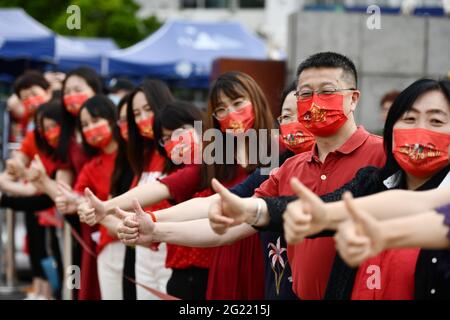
left=106, top=20, right=269, bottom=88
left=0, top=8, right=55, bottom=82
left=55, top=36, right=118, bottom=74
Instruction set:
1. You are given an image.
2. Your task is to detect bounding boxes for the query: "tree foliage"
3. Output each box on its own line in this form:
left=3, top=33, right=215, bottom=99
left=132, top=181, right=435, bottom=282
left=0, top=0, right=162, bottom=48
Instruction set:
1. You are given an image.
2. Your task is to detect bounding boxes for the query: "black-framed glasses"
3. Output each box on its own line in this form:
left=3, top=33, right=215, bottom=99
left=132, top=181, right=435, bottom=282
left=294, top=88, right=356, bottom=100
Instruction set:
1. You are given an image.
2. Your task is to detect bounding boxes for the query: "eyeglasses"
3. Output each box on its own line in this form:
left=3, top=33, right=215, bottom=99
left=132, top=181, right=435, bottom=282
left=158, top=127, right=192, bottom=147
left=294, top=88, right=356, bottom=100
left=276, top=114, right=297, bottom=125
left=212, top=102, right=249, bottom=120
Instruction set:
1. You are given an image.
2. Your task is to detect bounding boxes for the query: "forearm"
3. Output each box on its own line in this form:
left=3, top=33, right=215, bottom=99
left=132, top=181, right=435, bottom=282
left=105, top=182, right=171, bottom=213
left=0, top=180, right=38, bottom=197
left=39, top=176, right=59, bottom=200
left=258, top=196, right=297, bottom=232
left=99, top=215, right=121, bottom=236
left=381, top=211, right=450, bottom=250
left=325, top=188, right=450, bottom=229
left=55, top=169, right=74, bottom=186
left=155, top=194, right=219, bottom=222
left=152, top=219, right=255, bottom=247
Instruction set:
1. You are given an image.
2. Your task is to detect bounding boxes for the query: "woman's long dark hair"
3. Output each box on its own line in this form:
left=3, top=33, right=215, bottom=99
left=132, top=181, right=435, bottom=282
left=110, top=94, right=134, bottom=197
left=34, top=100, right=63, bottom=161
left=153, top=100, right=205, bottom=173
left=76, top=95, right=118, bottom=158
left=56, top=67, right=102, bottom=163
left=380, top=79, right=450, bottom=180
left=126, top=79, right=174, bottom=178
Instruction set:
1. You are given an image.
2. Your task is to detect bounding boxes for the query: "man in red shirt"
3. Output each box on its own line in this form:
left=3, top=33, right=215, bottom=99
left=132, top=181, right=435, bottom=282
left=208, top=52, right=386, bottom=299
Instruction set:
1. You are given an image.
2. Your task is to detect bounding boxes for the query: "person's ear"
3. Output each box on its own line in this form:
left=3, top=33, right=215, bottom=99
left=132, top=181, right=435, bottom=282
left=349, top=90, right=360, bottom=112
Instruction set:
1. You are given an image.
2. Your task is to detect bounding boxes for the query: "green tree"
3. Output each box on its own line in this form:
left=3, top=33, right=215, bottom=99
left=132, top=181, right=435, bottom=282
left=0, top=0, right=162, bottom=48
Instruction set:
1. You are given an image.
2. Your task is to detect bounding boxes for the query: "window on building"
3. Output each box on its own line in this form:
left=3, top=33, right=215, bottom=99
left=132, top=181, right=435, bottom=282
left=206, top=0, right=231, bottom=8
left=181, top=0, right=198, bottom=8
left=239, top=0, right=265, bottom=8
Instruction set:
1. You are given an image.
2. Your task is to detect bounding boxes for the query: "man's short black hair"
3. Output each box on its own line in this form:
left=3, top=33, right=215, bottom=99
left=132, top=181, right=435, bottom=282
left=296, top=52, right=358, bottom=88
left=108, top=77, right=134, bottom=93
left=13, top=71, right=50, bottom=98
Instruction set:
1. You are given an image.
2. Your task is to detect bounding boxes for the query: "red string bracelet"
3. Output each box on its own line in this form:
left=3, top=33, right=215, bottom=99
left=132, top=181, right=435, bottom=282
left=146, top=211, right=157, bottom=222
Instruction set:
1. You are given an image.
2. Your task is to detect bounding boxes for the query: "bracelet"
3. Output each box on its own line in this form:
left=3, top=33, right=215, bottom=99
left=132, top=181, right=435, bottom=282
left=146, top=211, right=157, bottom=222
left=249, top=199, right=263, bottom=226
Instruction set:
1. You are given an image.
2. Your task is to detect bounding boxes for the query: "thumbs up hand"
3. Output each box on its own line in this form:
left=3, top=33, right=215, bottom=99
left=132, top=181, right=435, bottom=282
left=55, top=181, right=79, bottom=214
left=283, top=178, right=329, bottom=244
left=208, top=178, right=261, bottom=234
left=116, top=199, right=156, bottom=246
left=82, top=187, right=107, bottom=226
left=334, top=192, right=385, bottom=267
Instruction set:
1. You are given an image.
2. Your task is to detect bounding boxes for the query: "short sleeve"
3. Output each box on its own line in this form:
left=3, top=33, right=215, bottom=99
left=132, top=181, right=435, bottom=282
left=73, top=163, right=92, bottom=195
left=253, top=167, right=281, bottom=198
left=19, top=131, right=38, bottom=160
left=158, top=165, right=201, bottom=204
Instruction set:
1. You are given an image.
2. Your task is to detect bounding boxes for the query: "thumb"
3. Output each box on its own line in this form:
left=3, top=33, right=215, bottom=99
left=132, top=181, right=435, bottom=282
left=132, top=198, right=146, bottom=217
left=85, top=188, right=100, bottom=206
left=34, top=154, right=44, bottom=168
left=290, top=178, right=319, bottom=205
left=211, top=178, right=232, bottom=201
left=342, top=192, right=375, bottom=236
left=115, top=207, right=132, bottom=220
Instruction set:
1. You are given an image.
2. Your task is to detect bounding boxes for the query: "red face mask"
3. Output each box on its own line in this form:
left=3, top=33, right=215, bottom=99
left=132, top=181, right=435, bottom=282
left=297, top=94, right=348, bottom=137
left=279, top=121, right=315, bottom=154
left=217, top=103, right=255, bottom=134
left=82, top=123, right=113, bottom=149
left=119, top=121, right=128, bottom=142
left=64, top=93, right=89, bottom=116
left=393, top=128, right=450, bottom=178
left=44, top=126, right=61, bottom=149
left=136, top=115, right=154, bottom=139
left=164, top=130, right=199, bottom=164
left=22, top=95, right=47, bottom=117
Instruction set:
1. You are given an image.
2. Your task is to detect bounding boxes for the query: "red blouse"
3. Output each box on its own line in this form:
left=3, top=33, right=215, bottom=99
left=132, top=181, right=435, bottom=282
left=74, top=151, right=118, bottom=254
left=157, top=165, right=213, bottom=269
left=160, top=165, right=265, bottom=299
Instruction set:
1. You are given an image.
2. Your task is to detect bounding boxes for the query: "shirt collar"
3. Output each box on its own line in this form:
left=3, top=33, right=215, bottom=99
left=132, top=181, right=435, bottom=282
left=307, top=126, right=371, bottom=163
left=383, top=171, right=403, bottom=189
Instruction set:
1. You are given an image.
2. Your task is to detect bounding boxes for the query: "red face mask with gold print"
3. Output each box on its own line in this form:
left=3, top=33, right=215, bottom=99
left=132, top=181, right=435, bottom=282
left=297, top=94, right=348, bottom=137
left=82, top=123, right=113, bottom=149
left=279, top=121, right=315, bottom=154
left=217, top=103, right=255, bottom=134
left=136, top=115, right=154, bottom=139
left=22, top=95, right=47, bottom=117
left=393, top=128, right=450, bottom=178
left=164, top=130, right=198, bottom=164
left=44, top=126, right=61, bottom=149
left=64, top=93, right=89, bottom=116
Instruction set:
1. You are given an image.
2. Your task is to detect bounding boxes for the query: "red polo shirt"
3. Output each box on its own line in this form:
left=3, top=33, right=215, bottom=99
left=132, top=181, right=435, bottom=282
left=254, top=126, right=386, bottom=300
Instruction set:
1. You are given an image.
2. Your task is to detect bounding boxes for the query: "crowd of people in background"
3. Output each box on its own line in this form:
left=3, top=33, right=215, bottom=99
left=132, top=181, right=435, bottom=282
left=1, top=51, right=449, bottom=300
